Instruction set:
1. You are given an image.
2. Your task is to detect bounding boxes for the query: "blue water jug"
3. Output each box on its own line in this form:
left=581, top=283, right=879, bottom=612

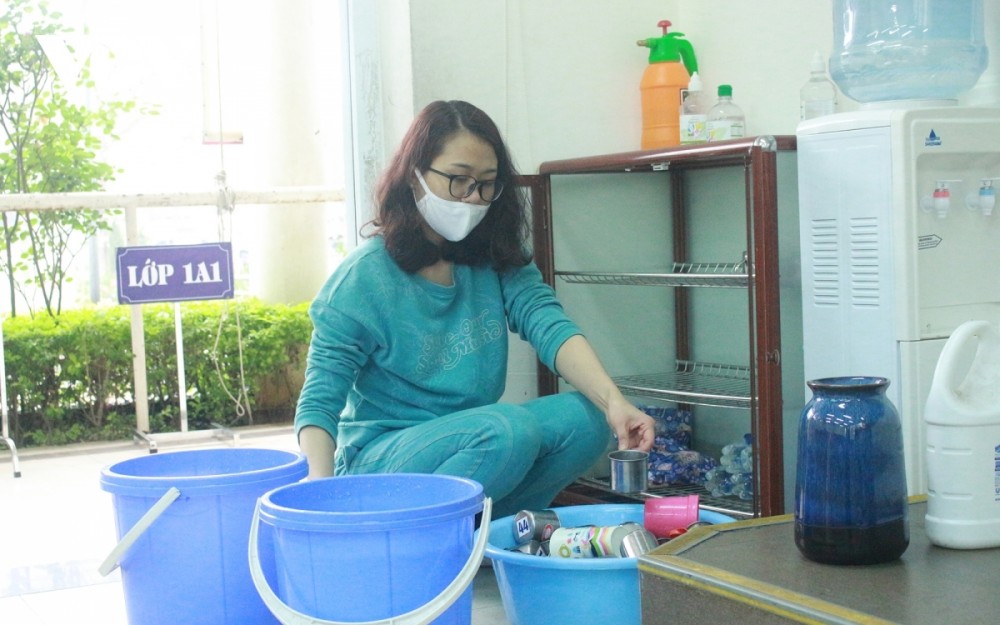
left=830, top=0, right=988, bottom=103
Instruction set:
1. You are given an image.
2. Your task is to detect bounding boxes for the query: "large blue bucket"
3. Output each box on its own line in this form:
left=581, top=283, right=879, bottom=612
left=99, top=448, right=308, bottom=625
left=249, top=473, right=489, bottom=625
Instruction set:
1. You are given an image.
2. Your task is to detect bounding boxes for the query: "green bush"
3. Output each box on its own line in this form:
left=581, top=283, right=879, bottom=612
left=2, top=299, right=312, bottom=447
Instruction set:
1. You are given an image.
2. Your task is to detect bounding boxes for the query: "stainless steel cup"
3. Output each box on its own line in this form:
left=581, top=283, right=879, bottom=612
left=609, top=449, right=648, bottom=493
left=619, top=527, right=659, bottom=557
left=512, top=539, right=543, bottom=555
left=513, top=509, right=561, bottom=545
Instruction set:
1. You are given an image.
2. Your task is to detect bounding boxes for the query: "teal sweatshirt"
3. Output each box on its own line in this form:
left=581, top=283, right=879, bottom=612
left=294, top=236, right=582, bottom=454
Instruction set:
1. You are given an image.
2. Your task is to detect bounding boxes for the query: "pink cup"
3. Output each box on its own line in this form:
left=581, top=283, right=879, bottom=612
left=643, top=494, right=700, bottom=539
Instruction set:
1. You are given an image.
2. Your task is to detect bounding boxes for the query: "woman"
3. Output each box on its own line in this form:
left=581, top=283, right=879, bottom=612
left=295, top=100, right=654, bottom=518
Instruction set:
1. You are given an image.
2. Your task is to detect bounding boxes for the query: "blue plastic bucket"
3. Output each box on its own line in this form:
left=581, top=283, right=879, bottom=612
left=251, top=473, right=487, bottom=625
left=483, top=503, right=735, bottom=625
left=99, top=448, right=308, bottom=625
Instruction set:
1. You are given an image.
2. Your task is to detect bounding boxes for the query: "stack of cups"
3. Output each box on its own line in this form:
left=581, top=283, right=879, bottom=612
left=547, top=522, right=659, bottom=558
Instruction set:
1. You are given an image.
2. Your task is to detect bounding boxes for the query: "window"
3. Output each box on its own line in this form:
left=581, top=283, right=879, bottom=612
left=31, top=0, right=349, bottom=308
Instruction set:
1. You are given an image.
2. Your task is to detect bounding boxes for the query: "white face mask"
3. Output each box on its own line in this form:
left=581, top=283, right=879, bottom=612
left=413, top=169, right=490, bottom=242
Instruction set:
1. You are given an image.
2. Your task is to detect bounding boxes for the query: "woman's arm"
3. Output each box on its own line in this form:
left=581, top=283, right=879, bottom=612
left=298, top=425, right=337, bottom=480
left=499, top=263, right=655, bottom=450
left=295, top=299, right=373, bottom=479
left=554, top=334, right=655, bottom=452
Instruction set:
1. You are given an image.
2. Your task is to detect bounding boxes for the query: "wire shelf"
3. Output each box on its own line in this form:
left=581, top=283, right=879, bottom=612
left=575, top=477, right=755, bottom=518
left=556, top=259, right=748, bottom=288
left=614, top=361, right=752, bottom=409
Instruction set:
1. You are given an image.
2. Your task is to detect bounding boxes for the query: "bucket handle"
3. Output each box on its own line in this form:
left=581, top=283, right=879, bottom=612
left=248, top=496, right=492, bottom=625
left=98, top=486, right=181, bottom=576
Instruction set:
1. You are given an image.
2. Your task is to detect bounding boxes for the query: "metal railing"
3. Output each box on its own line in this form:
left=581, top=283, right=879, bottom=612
left=0, top=185, right=345, bottom=471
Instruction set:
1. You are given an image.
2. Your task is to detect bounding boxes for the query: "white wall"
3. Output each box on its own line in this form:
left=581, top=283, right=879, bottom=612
left=361, top=0, right=1000, bottom=402
left=256, top=2, right=345, bottom=303
left=389, top=0, right=1000, bottom=171
left=408, top=0, right=676, bottom=166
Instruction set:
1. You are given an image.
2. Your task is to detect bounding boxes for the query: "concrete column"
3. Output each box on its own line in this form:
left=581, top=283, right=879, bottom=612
left=257, top=2, right=344, bottom=304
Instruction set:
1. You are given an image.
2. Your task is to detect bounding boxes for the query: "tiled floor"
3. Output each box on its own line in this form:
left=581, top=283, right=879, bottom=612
left=0, top=425, right=510, bottom=624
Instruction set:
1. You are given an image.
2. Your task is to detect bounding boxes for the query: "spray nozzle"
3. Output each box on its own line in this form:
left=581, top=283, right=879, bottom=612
left=637, top=19, right=698, bottom=75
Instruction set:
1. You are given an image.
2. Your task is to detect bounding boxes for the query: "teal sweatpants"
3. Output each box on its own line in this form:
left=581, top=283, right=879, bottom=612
left=339, top=392, right=610, bottom=519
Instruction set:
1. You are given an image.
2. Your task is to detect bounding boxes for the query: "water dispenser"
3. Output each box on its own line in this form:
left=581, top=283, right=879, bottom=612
left=797, top=106, right=1000, bottom=495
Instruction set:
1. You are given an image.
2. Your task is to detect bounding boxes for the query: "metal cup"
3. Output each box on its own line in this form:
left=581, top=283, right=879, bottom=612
left=510, top=539, right=544, bottom=555
left=619, top=527, right=659, bottom=557
left=609, top=449, right=648, bottom=493
left=513, top=509, right=561, bottom=545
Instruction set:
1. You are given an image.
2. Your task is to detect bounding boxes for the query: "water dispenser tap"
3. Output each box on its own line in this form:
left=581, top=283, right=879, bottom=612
left=965, top=178, right=999, bottom=216
left=921, top=180, right=961, bottom=219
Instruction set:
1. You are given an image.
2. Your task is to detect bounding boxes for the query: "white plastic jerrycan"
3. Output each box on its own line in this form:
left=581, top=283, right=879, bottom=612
left=924, top=320, right=1000, bottom=549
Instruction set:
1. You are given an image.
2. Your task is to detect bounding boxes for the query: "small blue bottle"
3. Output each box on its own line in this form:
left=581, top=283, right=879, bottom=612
left=794, top=376, right=909, bottom=565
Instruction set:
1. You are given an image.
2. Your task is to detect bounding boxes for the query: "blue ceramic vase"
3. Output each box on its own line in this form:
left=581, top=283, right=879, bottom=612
left=794, top=376, right=909, bottom=564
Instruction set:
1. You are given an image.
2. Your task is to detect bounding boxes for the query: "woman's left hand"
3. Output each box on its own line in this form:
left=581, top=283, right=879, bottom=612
left=607, top=396, right=656, bottom=452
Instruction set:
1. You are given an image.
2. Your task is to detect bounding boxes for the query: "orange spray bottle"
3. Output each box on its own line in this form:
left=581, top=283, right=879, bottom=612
left=637, top=20, right=698, bottom=149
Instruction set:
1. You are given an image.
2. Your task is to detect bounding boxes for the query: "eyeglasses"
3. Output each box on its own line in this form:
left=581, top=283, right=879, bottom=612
left=427, top=167, right=504, bottom=202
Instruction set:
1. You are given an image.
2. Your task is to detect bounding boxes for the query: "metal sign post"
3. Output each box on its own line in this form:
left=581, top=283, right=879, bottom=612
left=174, top=302, right=188, bottom=433
left=0, top=316, right=21, bottom=477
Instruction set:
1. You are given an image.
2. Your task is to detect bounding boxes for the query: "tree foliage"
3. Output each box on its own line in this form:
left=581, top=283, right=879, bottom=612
left=0, top=0, right=139, bottom=317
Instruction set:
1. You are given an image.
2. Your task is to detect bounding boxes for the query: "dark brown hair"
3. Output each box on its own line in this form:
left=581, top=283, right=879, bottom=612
left=365, top=100, right=530, bottom=273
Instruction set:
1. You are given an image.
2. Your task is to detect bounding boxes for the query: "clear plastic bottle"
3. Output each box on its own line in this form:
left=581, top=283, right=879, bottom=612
left=679, top=71, right=709, bottom=144
left=706, top=84, right=745, bottom=141
left=800, top=51, right=837, bottom=120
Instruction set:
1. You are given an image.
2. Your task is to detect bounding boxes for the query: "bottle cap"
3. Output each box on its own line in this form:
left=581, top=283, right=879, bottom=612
left=810, top=50, right=826, bottom=73
left=687, top=71, right=703, bottom=92
left=718, top=84, right=733, bottom=97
